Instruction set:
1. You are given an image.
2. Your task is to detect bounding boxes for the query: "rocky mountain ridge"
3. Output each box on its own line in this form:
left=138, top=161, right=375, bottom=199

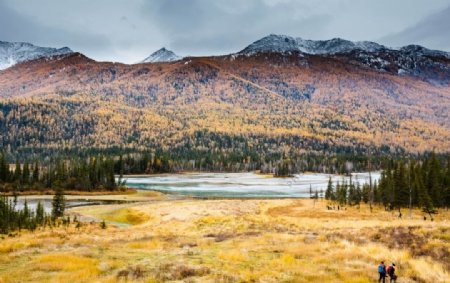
left=0, top=41, right=72, bottom=70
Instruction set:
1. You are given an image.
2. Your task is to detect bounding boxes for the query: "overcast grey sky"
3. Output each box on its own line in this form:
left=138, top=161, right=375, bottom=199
left=1, top=0, right=450, bottom=63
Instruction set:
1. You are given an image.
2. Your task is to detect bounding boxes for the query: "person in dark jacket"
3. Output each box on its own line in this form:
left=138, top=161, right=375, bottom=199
left=387, top=263, right=397, bottom=282
left=378, top=261, right=386, bottom=283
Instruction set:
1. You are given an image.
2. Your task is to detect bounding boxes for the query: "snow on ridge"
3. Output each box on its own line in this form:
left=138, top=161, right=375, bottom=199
left=238, top=34, right=387, bottom=56
left=238, top=34, right=450, bottom=60
left=141, top=47, right=182, bottom=63
left=399, top=44, right=450, bottom=59
left=0, top=41, right=73, bottom=70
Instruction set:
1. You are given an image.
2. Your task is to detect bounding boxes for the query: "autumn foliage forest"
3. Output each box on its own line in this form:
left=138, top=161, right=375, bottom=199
left=0, top=50, right=449, bottom=180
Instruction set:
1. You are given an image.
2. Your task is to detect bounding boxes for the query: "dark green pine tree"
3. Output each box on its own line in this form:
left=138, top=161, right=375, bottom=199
left=354, top=182, right=362, bottom=208
left=325, top=177, right=334, bottom=200
left=384, top=163, right=395, bottom=210
left=445, top=157, right=450, bottom=208
left=393, top=161, right=409, bottom=212
left=52, top=187, right=65, bottom=219
left=117, top=154, right=124, bottom=178
left=378, top=170, right=390, bottom=209
left=372, top=180, right=378, bottom=203
left=408, top=161, right=418, bottom=207
left=415, top=166, right=435, bottom=219
left=362, top=183, right=371, bottom=203
left=0, top=193, right=11, bottom=234
left=21, top=199, right=30, bottom=229
left=13, top=160, right=22, bottom=183
left=89, top=157, right=98, bottom=190
left=427, top=153, right=442, bottom=207
left=32, top=161, right=40, bottom=184
left=22, top=161, right=30, bottom=186
left=105, top=158, right=116, bottom=191
left=0, top=153, right=10, bottom=182
left=347, top=177, right=356, bottom=206
left=337, top=180, right=347, bottom=205
left=36, top=201, right=45, bottom=225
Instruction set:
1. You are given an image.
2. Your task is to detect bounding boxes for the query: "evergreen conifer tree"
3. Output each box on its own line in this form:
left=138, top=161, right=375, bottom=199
left=325, top=177, right=333, bottom=200
left=52, top=187, right=65, bottom=219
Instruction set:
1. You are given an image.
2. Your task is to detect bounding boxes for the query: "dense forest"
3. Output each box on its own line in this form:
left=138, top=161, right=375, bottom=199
left=0, top=153, right=121, bottom=193
left=1, top=151, right=449, bottom=234
left=2, top=47, right=450, bottom=155
left=324, top=154, right=450, bottom=216
left=112, top=148, right=384, bottom=176
left=1, top=147, right=449, bottom=205
left=0, top=194, right=46, bottom=234
left=0, top=183, right=104, bottom=234
left=2, top=127, right=410, bottom=177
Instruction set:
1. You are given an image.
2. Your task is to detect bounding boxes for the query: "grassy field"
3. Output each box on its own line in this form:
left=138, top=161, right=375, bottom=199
left=0, top=192, right=449, bottom=283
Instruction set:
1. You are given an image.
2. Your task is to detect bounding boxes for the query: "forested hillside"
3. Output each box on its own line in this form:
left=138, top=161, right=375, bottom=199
left=1, top=37, right=450, bottom=164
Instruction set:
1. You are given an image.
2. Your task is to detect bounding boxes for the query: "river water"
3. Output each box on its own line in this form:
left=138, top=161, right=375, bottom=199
left=123, top=172, right=381, bottom=198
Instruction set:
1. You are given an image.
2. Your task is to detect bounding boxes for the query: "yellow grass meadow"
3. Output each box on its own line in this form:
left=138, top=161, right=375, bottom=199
left=0, top=193, right=449, bottom=283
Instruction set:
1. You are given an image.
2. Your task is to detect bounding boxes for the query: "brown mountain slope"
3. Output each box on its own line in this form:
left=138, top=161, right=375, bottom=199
left=0, top=51, right=449, bottom=153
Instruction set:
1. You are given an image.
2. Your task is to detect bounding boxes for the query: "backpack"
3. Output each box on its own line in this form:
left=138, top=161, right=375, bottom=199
left=378, top=265, right=384, bottom=273
left=387, top=266, right=393, bottom=275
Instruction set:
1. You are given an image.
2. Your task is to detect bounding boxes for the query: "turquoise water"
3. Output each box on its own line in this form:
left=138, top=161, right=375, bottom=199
left=123, top=172, right=380, bottom=198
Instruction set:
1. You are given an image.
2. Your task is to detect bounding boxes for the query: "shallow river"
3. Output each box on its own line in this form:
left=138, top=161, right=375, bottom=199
left=123, top=172, right=381, bottom=198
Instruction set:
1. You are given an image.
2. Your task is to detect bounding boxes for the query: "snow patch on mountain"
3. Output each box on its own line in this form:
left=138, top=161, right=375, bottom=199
left=141, top=48, right=181, bottom=63
left=239, top=34, right=386, bottom=56
left=399, top=45, right=450, bottom=59
left=0, top=41, right=73, bottom=70
left=237, top=34, right=450, bottom=85
left=239, top=34, right=450, bottom=59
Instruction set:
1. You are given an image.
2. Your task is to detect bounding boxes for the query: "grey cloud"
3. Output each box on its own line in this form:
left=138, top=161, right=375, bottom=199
left=0, top=0, right=114, bottom=60
left=379, top=6, right=450, bottom=51
left=142, top=0, right=332, bottom=55
left=1, top=0, right=450, bottom=62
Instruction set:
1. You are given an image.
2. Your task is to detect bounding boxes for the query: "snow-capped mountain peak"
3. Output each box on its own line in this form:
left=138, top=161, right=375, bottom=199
left=141, top=47, right=181, bottom=63
left=399, top=44, right=450, bottom=59
left=0, top=41, right=73, bottom=70
left=239, top=34, right=300, bottom=55
left=297, top=37, right=385, bottom=54
left=239, top=34, right=386, bottom=56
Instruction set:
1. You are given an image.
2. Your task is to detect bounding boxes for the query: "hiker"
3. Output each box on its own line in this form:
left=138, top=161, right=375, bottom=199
left=378, top=261, right=386, bottom=283
left=387, top=263, right=397, bottom=282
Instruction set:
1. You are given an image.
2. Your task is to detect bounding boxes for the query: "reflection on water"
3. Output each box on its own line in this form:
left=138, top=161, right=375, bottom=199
left=124, top=172, right=381, bottom=198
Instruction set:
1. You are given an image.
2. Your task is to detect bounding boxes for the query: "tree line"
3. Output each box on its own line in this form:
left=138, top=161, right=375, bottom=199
left=3, top=129, right=404, bottom=175
left=0, top=194, right=46, bottom=234
left=112, top=148, right=387, bottom=176
left=324, top=154, right=450, bottom=217
left=0, top=182, right=67, bottom=234
left=0, top=153, right=122, bottom=193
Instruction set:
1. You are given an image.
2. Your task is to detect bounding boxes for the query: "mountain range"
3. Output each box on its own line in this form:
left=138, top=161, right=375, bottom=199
left=0, top=35, right=449, bottom=155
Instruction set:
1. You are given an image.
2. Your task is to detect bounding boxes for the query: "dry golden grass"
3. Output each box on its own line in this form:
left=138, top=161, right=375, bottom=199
left=0, top=197, right=449, bottom=282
